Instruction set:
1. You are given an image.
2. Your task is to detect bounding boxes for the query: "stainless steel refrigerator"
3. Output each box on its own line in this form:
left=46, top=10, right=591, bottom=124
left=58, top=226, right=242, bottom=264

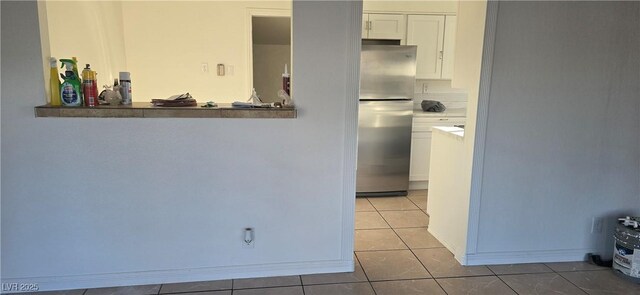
left=356, top=45, right=417, bottom=197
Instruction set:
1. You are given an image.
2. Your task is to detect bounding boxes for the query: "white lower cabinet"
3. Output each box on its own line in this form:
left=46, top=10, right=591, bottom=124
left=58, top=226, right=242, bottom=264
left=410, top=117, right=466, bottom=183
left=410, top=131, right=433, bottom=181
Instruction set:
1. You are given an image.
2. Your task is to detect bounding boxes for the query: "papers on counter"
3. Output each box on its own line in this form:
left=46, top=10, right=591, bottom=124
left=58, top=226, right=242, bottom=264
left=232, top=101, right=274, bottom=108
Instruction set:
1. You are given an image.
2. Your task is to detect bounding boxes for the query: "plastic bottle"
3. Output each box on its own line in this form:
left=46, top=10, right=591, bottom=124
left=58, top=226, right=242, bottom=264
left=282, top=64, right=290, bottom=95
left=119, top=72, right=132, bottom=105
left=72, top=57, right=82, bottom=97
left=49, top=57, right=61, bottom=106
left=72, top=57, right=80, bottom=79
left=250, top=88, right=261, bottom=104
left=82, top=64, right=98, bottom=107
left=59, top=59, right=82, bottom=106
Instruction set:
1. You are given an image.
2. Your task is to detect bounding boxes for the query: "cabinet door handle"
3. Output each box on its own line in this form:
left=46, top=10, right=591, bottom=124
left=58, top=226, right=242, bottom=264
left=369, top=21, right=373, bottom=31
left=439, top=118, right=448, bottom=121
left=439, top=50, right=444, bottom=60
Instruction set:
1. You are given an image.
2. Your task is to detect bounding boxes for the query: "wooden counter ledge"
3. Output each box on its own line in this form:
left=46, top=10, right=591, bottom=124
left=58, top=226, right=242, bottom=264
left=35, top=102, right=297, bottom=119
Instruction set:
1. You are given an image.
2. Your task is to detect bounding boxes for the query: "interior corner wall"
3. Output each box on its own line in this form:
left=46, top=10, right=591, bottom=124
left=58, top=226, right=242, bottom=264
left=426, top=0, right=487, bottom=263
left=120, top=1, right=290, bottom=103
left=253, top=44, right=291, bottom=102
left=1, top=0, right=358, bottom=291
left=472, top=1, right=640, bottom=264
left=45, top=0, right=128, bottom=85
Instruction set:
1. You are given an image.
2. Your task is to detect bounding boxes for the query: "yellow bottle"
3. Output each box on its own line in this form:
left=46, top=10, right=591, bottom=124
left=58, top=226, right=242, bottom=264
left=49, top=57, right=61, bottom=106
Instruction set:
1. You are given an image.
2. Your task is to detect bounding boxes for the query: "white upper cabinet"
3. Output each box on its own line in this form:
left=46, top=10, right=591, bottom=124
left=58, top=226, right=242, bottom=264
left=363, top=12, right=457, bottom=80
left=407, top=15, right=456, bottom=80
left=407, top=15, right=445, bottom=79
left=362, top=14, right=406, bottom=43
left=362, top=17, right=369, bottom=39
left=441, top=16, right=457, bottom=79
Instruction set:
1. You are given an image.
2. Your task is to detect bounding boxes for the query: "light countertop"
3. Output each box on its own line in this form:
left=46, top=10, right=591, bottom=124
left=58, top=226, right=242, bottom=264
left=413, top=107, right=467, bottom=118
left=432, top=126, right=465, bottom=138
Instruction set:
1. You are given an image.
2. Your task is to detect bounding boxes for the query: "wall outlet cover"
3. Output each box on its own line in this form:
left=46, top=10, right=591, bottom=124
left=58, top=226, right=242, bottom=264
left=591, top=217, right=603, bottom=234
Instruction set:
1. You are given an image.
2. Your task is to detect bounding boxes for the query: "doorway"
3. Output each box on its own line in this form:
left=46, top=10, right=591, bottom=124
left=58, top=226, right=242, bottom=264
left=249, top=12, right=291, bottom=103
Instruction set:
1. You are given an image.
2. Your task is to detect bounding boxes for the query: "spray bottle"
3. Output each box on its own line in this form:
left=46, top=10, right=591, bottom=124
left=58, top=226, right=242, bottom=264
left=59, top=59, right=82, bottom=106
left=119, top=72, right=132, bottom=105
left=49, top=57, right=62, bottom=106
left=72, top=57, right=80, bottom=80
left=82, top=64, right=99, bottom=107
left=282, top=64, right=290, bottom=96
left=250, top=88, right=261, bottom=105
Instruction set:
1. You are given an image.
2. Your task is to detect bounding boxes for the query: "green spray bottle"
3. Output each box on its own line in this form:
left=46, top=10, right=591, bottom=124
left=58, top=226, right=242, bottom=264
left=59, top=59, right=82, bottom=106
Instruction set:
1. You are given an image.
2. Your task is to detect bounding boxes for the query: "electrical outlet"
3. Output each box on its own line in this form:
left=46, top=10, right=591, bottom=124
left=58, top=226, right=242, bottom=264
left=591, top=217, right=603, bottom=234
left=422, top=83, right=428, bottom=93
left=201, top=63, right=209, bottom=73
left=242, top=228, right=255, bottom=248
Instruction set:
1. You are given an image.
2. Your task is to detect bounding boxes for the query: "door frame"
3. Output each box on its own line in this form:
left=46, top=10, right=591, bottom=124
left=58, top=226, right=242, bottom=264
left=246, top=8, right=292, bottom=98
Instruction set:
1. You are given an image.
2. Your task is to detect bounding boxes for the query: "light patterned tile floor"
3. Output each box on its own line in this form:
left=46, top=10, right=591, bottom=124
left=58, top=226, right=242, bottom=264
left=28, top=190, right=630, bottom=295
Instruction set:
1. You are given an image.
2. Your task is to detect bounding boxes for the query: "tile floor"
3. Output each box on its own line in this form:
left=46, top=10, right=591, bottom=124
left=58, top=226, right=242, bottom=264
left=23, top=190, right=640, bottom=295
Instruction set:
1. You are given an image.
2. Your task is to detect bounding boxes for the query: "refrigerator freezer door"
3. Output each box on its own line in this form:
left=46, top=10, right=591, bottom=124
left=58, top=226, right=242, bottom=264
left=356, top=100, right=413, bottom=195
left=360, top=45, right=417, bottom=100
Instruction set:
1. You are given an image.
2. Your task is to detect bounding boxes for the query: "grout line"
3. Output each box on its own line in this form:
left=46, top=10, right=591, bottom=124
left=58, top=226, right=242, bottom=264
left=406, top=195, right=427, bottom=211
left=489, top=271, right=558, bottom=276
left=369, top=280, right=378, bottom=295
left=367, top=197, right=451, bottom=295
left=353, top=252, right=367, bottom=280
left=384, top=193, right=449, bottom=295
left=299, top=275, right=305, bottom=295
left=232, top=284, right=301, bottom=291
left=354, top=252, right=375, bottom=288
left=408, top=246, right=449, bottom=295
left=555, top=271, right=591, bottom=295
left=431, top=274, right=507, bottom=280
left=487, top=266, right=520, bottom=295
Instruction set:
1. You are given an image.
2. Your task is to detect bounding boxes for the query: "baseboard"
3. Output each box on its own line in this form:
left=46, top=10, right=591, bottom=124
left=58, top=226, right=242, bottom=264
left=427, top=227, right=467, bottom=265
left=409, top=181, right=428, bottom=190
left=464, top=249, right=595, bottom=266
left=1, top=259, right=354, bottom=293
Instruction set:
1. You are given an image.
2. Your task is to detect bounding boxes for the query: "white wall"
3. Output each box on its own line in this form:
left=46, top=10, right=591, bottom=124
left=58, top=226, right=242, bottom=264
left=45, top=1, right=128, bottom=89
left=43, top=1, right=291, bottom=103
left=427, top=129, right=468, bottom=257
left=1, top=0, right=360, bottom=291
left=253, top=44, right=290, bottom=102
left=468, top=1, right=640, bottom=264
left=121, top=1, right=290, bottom=102
left=426, top=0, right=487, bottom=264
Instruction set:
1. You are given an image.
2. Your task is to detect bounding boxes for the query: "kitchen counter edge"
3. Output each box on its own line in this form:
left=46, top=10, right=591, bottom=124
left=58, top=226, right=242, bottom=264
left=34, top=103, right=297, bottom=119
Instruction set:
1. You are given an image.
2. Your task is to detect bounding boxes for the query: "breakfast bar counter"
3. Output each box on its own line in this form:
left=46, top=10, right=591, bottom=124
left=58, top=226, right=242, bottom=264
left=34, top=102, right=297, bottom=119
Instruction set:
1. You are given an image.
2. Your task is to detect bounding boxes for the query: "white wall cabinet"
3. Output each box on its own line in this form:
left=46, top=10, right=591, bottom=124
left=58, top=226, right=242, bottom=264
left=410, top=117, right=465, bottom=182
left=362, top=14, right=406, bottom=42
left=407, top=15, right=456, bottom=79
left=441, top=16, right=457, bottom=79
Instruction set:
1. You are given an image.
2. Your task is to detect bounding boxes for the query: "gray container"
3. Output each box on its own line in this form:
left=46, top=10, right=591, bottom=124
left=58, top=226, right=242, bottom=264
left=613, top=216, right=640, bottom=283
left=119, top=72, right=132, bottom=105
